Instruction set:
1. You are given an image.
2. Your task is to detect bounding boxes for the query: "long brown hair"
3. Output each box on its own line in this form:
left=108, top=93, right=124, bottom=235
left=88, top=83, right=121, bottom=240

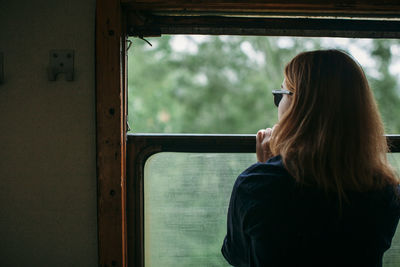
left=270, top=49, right=398, bottom=203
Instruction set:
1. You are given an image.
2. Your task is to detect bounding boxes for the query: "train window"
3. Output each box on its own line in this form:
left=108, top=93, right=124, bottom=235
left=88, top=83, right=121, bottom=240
left=96, top=2, right=400, bottom=267
left=144, top=152, right=255, bottom=266
left=141, top=152, right=400, bottom=267
left=386, top=153, right=400, bottom=265
left=128, top=35, right=400, bottom=134
left=127, top=35, right=400, bottom=266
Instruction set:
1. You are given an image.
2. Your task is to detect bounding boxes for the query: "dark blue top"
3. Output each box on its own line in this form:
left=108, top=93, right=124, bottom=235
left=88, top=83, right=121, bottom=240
left=222, top=155, right=400, bottom=267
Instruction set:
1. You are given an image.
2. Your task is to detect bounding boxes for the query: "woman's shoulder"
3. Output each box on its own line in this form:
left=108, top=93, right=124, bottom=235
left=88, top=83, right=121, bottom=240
left=373, top=183, right=400, bottom=212
left=238, top=155, right=290, bottom=179
left=234, top=155, right=294, bottom=197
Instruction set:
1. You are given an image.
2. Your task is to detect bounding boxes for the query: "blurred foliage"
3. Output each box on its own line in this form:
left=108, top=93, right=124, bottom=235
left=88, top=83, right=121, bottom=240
left=369, top=40, right=400, bottom=133
left=128, top=36, right=400, bottom=134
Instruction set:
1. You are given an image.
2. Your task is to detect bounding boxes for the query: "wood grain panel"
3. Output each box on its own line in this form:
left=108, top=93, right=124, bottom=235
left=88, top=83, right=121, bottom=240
left=121, top=0, right=400, bottom=17
left=96, top=0, right=127, bottom=266
left=127, top=14, right=400, bottom=38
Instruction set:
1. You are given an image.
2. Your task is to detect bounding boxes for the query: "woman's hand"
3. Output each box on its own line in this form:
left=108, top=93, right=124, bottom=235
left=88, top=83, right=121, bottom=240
left=256, top=125, right=277, bottom=163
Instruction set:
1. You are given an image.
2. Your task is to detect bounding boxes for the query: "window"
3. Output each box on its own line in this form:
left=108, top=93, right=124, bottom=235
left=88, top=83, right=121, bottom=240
left=128, top=133, right=400, bottom=266
left=127, top=34, right=400, bottom=266
left=144, top=152, right=255, bottom=266
left=96, top=2, right=400, bottom=267
left=143, top=151, right=400, bottom=266
left=128, top=35, right=400, bottom=134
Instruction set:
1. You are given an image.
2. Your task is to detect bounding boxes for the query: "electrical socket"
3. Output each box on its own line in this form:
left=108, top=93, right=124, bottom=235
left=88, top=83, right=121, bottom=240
left=47, top=50, right=74, bottom=81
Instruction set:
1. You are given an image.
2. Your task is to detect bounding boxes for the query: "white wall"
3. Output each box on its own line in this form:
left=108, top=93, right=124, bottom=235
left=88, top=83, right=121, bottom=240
left=0, top=0, right=98, bottom=266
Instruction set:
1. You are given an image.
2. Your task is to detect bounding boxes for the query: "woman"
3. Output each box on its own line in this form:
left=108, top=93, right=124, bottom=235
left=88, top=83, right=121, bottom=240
left=221, top=50, right=400, bottom=267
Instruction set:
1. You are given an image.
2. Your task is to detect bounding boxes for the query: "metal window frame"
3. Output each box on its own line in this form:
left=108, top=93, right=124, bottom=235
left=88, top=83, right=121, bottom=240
left=127, top=134, right=400, bottom=266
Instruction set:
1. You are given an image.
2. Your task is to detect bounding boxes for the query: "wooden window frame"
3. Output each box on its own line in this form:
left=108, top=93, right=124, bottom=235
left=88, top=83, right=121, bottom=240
left=96, top=1, right=400, bottom=267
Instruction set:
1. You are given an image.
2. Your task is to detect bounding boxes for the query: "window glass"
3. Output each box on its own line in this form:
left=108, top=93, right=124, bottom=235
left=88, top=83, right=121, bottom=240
left=388, top=153, right=400, bottom=174
left=385, top=153, right=400, bottom=266
left=144, top=153, right=255, bottom=266
left=144, top=152, right=400, bottom=267
left=128, top=36, right=400, bottom=134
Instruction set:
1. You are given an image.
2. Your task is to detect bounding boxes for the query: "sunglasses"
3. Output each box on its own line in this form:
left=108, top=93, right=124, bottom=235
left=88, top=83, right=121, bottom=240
left=272, top=89, right=293, bottom=107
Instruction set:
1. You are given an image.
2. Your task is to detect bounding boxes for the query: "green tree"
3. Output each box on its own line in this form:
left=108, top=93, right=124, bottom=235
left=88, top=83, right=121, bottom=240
left=369, top=39, right=400, bottom=133
left=128, top=36, right=324, bottom=134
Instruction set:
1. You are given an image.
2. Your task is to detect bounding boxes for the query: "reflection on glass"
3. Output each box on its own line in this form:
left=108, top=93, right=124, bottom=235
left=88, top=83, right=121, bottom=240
left=144, top=152, right=400, bottom=266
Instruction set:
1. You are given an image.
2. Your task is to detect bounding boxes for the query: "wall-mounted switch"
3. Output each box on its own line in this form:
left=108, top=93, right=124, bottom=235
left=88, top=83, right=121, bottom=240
left=47, top=50, right=74, bottom=81
left=0, top=52, right=4, bottom=84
